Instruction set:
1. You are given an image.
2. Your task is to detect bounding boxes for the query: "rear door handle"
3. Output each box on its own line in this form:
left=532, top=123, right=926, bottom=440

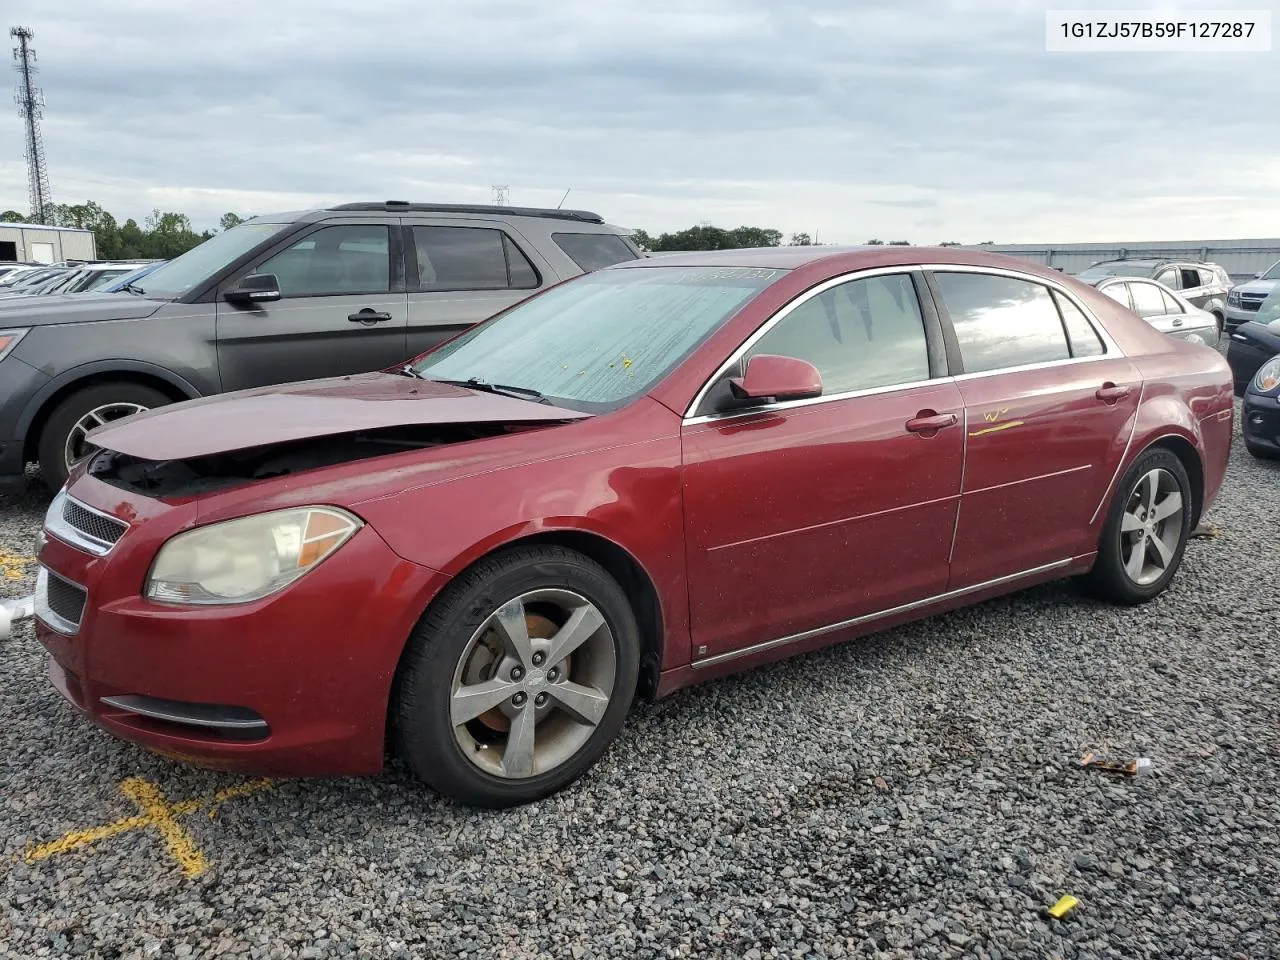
left=1096, top=383, right=1132, bottom=404
left=348, top=309, right=393, bottom=324
left=905, top=411, right=958, bottom=434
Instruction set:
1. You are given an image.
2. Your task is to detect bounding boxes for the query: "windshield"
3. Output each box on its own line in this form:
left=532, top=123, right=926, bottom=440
left=1078, top=262, right=1156, bottom=278
left=411, top=265, right=785, bottom=412
left=137, top=222, right=292, bottom=298
left=1261, top=260, right=1280, bottom=281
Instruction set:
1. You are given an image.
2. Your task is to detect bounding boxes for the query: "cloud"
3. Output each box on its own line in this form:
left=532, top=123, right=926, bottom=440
left=1, top=0, right=1276, bottom=243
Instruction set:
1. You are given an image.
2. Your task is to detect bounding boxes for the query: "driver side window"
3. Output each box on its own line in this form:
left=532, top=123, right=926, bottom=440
left=745, top=273, right=931, bottom=395
left=253, top=224, right=390, bottom=298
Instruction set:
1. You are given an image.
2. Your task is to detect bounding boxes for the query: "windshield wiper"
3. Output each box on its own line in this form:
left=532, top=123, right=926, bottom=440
left=122, top=282, right=147, bottom=296
left=430, top=376, right=551, bottom=404
left=399, top=364, right=425, bottom=379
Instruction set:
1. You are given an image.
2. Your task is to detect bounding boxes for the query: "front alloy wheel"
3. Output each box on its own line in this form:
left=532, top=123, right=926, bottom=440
left=450, top=589, right=616, bottom=780
left=396, top=545, right=639, bottom=808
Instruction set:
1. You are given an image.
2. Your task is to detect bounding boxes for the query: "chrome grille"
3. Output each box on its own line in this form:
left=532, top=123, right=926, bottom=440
left=63, top=498, right=127, bottom=546
left=1240, top=293, right=1267, bottom=312
left=35, top=567, right=87, bottom=634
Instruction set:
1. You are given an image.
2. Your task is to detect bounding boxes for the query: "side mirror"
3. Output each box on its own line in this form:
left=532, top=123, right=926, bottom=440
left=1255, top=271, right=1265, bottom=279
left=728, top=354, right=823, bottom=403
left=224, top=273, right=282, bottom=304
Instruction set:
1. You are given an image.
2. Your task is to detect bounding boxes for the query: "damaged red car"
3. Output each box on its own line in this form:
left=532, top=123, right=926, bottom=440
left=25, top=247, right=1233, bottom=807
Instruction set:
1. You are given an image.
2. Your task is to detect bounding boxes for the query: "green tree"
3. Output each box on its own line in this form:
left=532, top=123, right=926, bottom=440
left=938, top=241, right=962, bottom=247
left=642, top=224, right=784, bottom=252
left=789, top=233, right=813, bottom=246
left=219, top=212, right=251, bottom=232
left=0, top=210, right=26, bottom=223
left=888, top=240, right=911, bottom=246
left=628, top=228, right=653, bottom=252
left=865, top=239, right=884, bottom=245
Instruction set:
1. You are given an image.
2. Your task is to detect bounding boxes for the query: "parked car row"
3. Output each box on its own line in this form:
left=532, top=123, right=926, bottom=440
left=0, top=259, right=161, bottom=298
left=1074, top=258, right=1232, bottom=334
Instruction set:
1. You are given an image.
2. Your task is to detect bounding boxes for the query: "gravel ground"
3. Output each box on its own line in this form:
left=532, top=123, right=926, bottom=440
left=1, top=395, right=1278, bottom=959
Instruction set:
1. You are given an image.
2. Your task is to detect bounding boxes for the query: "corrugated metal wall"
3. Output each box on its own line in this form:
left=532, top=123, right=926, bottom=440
left=0, top=225, right=98, bottom=264
left=964, top=239, right=1280, bottom=282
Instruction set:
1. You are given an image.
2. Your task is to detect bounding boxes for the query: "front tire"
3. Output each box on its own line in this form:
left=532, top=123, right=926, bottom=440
left=395, top=545, right=640, bottom=808
left=37, top=382, right=170, bottom=490
left=1082, top=448, right=1193, bottom=605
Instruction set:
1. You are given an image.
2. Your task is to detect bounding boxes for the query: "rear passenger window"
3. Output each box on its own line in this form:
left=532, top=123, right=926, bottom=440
left=553, top=233, right=638, bottom=272
left=746, top=273, right=930, bottom=394
left=1179, top=268, right=1202, bottom=289
left=932, top=272, right=1069, bottom=373
left=1051, top=291, right=1105, bottom=357
left=412, top=227, right=540, bottom=291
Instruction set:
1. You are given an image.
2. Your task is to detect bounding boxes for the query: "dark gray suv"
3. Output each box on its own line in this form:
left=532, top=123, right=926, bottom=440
left=0, top=201, right=640, bottom=490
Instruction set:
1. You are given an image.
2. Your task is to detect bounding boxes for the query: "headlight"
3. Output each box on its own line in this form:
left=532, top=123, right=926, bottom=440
left=146, top=506, right=362, bottom=605
left=1227, top=291, right=1239, bottom=306
left=0, top=328, right=28, bottom=363
left=1255, top=356, right=1280, bottom=394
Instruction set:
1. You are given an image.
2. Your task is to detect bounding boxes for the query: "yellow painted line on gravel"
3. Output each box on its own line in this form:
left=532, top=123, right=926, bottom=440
left=0, top=552, right=35, bottom=581
left=23, top=776, right=273, bottom=877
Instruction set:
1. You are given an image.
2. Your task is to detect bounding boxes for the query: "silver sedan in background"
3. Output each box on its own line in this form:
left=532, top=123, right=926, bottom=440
left=1080, top=275, right=1220, bottom=346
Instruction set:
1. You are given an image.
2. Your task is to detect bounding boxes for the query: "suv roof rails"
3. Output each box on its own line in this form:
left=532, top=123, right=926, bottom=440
left=327, top=201, right=605, bottom=224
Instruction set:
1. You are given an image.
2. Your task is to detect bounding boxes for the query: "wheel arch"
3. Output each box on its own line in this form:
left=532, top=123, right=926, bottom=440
left=19, top=361, right=200, bottom=463
left=406, top=527, right=667, bottom=701
left=1145, top=433, right=1205, bottom=529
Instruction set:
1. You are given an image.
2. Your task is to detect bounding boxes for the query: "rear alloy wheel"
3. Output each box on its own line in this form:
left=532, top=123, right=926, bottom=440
left=395, top=546, right=639, bottom=808
left=37, top=382, right=171, bottom=490
left=1083, top=448, right=1193, bottom=605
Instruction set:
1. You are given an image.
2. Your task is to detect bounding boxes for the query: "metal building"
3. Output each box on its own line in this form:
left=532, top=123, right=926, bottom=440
left=964, top=239, right=1280, bottom=282
left=0, top=222, right=97, bottom=264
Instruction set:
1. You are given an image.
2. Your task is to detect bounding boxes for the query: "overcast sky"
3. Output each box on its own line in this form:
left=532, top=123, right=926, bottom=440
left=2, top=0, right=1277, bottom=243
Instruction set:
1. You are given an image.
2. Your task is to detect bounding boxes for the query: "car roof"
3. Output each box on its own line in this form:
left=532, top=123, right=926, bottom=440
left=251, top=201, right=611, bottom=225
left=609, top=245, right=1063, bottom=275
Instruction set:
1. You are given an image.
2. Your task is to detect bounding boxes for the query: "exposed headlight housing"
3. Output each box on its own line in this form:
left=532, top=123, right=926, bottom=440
left=1227, top=290, right=1240, bottom=306
left=145, top=506, right=362, bottom=605
left=1254, top=356, right=1280, bottom=394
left=0, top=328, right=29, bottom=363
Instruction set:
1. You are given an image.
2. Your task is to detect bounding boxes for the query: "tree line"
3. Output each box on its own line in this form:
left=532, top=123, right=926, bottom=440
left=0, top=203, right=250, bottom=261
left=627, top=225, right=985, bottom=252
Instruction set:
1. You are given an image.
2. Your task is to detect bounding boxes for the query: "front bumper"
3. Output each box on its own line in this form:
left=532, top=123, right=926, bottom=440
left=1243, top=392, right=1280, bottom=455
left=1224, top=305, right=1262, bottom=331
left=31, top=476, right=448, bottom=776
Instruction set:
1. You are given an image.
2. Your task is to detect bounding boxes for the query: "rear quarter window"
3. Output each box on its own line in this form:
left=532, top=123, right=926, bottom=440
left=552, top=233, right=639, bottom=272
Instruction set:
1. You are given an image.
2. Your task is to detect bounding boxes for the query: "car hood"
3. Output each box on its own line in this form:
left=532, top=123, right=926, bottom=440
left=0, top=291, right=166, bottom=325
left=87, top=372, right=592, bottom=460
left=1234, top=278, right=1278, bottom=296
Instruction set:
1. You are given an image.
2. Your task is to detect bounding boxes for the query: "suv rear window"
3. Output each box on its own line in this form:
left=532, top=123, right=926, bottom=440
left=552, top=233, right=638, bottom=272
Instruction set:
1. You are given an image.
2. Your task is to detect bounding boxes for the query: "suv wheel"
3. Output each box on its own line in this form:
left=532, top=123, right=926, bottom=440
left=37, top=382, right=171, bottom=490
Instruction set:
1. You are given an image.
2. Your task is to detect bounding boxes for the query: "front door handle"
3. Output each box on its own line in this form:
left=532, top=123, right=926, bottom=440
left=1096, top=383, right=1132, bottom=404
left=905, top=410, right=958, bottom=435
left=348, top=309, right=393, bottom=324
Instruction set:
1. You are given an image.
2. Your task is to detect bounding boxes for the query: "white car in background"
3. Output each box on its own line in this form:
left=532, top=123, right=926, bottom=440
left=1225, top=258, right=1280, bottom=333
left=1079, top=275, right=1220, bottom=346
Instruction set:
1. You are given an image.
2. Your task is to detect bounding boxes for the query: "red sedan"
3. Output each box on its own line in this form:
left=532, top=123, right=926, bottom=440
left=26, top=247, right=1233, bottom=808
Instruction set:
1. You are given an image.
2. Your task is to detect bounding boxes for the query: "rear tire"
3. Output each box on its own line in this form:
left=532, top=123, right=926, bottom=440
left=1082, top=448, right=1193, bottom=605
left=394, top=545, right=639, bottom=808
left=37, top=382, right=171, bottom=491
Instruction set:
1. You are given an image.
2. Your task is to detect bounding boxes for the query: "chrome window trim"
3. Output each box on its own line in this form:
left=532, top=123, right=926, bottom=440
left=44, top=490, right=128, bottom=557
left=692, top=556, right=1079, bottom=669
left=681, top=263, right=1125, bottom=424
left=34, top=565, right=84, bottom=636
